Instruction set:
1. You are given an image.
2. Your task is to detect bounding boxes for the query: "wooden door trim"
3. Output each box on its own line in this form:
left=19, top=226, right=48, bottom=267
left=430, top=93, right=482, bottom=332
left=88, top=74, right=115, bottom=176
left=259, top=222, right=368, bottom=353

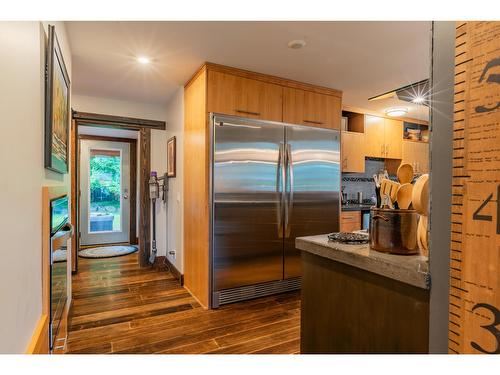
left=72, top=111, right=154, bottom=268
left=70, top=120, right=79, bottom=273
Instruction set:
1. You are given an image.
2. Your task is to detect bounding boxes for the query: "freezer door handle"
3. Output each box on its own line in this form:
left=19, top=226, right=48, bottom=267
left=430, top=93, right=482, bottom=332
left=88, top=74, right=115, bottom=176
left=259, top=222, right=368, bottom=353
left=285, top=143, right=294, bottom=237
left=277, top=142, right=285, bottom=238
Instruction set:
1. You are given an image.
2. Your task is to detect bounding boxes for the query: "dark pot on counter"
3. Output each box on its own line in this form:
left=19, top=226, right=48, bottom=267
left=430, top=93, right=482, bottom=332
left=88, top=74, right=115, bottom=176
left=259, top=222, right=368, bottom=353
left=369, top=208, right=418, bottom=255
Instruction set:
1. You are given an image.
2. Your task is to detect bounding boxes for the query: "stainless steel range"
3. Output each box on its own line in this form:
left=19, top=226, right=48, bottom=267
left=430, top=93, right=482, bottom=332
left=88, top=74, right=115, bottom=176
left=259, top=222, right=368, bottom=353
left=210, top=114, right=341, bottom=307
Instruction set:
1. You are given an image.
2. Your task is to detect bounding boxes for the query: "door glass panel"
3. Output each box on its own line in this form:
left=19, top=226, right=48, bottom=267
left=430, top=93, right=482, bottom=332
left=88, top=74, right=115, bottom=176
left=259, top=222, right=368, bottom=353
left=89, top=148, right=122, bottom=233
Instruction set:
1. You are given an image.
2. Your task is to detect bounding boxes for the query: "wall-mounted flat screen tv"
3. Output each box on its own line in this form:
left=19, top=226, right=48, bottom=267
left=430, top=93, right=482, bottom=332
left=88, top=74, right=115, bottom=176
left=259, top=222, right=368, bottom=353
left=50, top=195, right=69, bottom=236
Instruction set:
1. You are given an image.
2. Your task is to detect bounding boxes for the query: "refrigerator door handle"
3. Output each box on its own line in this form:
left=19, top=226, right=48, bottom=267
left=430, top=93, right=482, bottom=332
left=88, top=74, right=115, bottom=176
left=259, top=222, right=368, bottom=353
left=285, top=143, right=294, bottom=237
left=277, top=142, right=285, bottom=238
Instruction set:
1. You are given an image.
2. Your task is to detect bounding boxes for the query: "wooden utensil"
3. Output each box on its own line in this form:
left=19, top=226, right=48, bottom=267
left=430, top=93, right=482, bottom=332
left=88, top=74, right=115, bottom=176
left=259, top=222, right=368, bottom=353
left=396, top=183, right=413, bottom=209
left=380, top=178, right=400, bottom=205
left=397, top=163, right=414, bottom=184
left=412, top=174, right=429, bottom=216
left=417, top=215, right=428, bottom=256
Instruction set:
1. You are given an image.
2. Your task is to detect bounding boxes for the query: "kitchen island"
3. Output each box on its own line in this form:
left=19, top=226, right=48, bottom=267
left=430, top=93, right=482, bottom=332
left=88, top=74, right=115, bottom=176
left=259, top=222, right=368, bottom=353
left=296, top=234, right=430, bottom=354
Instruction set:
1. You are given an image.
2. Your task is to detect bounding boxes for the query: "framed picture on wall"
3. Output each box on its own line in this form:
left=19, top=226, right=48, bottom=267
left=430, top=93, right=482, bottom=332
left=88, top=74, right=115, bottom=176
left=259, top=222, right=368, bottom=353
left=44, top=25, right=70, bottom=174
left=167, top=136, right=176, bottom=178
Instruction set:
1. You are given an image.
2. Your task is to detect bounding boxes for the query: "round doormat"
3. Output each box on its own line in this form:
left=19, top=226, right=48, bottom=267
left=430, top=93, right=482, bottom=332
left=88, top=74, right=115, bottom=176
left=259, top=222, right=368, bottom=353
left=79, top=245, right=138, bottom=259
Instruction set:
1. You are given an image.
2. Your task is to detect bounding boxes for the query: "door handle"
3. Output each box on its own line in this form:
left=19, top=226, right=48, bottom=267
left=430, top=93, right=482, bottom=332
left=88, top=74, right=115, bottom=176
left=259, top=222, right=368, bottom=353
left=236, top=109, right=260, bottom=116
left=276, top=143, right=285, bottom=238
left=303, top=119, right=324, bottom=125
left=285, top=143, right=294, bottom=237
left=123, top=194, right=129, bottom=199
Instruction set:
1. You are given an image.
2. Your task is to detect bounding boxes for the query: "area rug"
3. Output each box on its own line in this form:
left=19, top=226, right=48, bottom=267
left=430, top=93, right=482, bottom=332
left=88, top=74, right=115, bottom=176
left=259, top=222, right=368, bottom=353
left=79, top=245, right=138, bottom=259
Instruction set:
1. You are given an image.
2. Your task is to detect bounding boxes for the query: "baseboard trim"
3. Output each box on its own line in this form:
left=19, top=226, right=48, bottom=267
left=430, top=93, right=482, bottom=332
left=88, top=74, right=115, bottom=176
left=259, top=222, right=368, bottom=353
left=26, top=314, right=49, bottom=354
left=154, top=256, right=184, bottom=286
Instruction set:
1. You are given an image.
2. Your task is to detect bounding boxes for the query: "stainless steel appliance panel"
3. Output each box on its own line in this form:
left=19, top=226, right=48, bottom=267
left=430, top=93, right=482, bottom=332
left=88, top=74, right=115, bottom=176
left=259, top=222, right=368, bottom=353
left=283, top=126, right=341, bottom=278
left=213, top=116, right=285, bottom=291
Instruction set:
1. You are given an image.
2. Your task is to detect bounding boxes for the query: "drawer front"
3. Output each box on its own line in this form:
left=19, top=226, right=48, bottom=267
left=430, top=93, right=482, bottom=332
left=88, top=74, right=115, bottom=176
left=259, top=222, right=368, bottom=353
left=283, top=87, right=341, bottom=129
left=207, top=70, right=283, bottom=122
left=340, top=211, right=361, bottom=232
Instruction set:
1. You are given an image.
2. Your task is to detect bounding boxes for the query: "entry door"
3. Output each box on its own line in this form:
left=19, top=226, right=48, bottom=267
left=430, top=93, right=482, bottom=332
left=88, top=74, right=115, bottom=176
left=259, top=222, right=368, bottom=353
left=80, top=140, right=131, bottom=245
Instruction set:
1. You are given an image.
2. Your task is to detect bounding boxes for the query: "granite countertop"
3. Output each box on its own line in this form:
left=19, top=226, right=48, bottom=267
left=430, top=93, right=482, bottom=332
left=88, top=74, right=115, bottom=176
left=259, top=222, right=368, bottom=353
left=341, top=204, right=374, bottom=211
left=296, top=234, right=430, bottom=290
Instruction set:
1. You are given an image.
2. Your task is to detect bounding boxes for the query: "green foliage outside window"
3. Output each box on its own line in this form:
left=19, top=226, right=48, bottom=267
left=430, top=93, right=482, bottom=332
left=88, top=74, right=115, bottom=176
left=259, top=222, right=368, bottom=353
left=90, top=155, right=121, bottom=202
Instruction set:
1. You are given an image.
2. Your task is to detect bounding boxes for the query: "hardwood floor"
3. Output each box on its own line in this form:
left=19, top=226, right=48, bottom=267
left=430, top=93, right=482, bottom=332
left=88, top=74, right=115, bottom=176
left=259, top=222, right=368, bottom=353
left=66, top=253, right=300, bottom=354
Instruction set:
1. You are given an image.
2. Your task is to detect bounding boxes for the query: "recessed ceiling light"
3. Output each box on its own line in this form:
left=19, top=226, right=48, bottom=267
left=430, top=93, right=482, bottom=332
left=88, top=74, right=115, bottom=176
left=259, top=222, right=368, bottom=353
left=137, top=56, right=150, bottom=65
left=288, top=39, right=306, bottom=49
left=385, top=107, right=408, bottom=117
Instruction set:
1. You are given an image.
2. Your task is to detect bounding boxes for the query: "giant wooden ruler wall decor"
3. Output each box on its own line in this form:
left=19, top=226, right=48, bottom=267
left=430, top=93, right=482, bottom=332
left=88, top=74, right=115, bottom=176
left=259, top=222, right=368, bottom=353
left=448, top=21, right=500, bottom=354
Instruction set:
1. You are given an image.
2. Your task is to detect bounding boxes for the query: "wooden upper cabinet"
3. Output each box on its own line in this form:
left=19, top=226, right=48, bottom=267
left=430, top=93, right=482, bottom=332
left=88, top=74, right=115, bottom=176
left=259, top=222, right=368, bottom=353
left=402, top=140, right=429, bottom=174
left=207, top=70, right=283, bottom=122
left=341, top=132, right=365, bottom=173
left=364, top=115, right=402, bottom=159
left=283, top=87, right=341, bottom=129
left=364, top=115, right=386, bottom=158
left=384, top=118, right=403, bottom=159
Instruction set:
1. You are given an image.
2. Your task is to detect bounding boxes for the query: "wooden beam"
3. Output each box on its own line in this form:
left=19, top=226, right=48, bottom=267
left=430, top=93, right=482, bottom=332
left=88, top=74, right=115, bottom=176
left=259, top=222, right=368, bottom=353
left=73, top=111, right=166, bottom=130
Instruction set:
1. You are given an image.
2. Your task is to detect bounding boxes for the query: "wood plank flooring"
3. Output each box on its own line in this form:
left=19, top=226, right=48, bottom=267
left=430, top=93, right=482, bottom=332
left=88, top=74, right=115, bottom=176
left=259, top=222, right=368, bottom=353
left=66, top=253, right=300, bottom=354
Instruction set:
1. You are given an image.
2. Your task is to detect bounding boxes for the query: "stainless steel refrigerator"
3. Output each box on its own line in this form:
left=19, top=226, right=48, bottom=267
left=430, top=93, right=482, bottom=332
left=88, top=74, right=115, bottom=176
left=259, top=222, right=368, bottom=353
left=210, top=114, right=340, bottom=307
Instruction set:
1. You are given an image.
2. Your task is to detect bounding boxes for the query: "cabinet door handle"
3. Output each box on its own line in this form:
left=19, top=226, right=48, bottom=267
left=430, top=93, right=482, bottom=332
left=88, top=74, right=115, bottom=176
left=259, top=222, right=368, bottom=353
left=381, top=144, right=384, bottom=156
left=303, top=119, right=324, bottom=125
left=385, top=144, right=388, bottom=157
left=236, top=109, right=260, bottom=116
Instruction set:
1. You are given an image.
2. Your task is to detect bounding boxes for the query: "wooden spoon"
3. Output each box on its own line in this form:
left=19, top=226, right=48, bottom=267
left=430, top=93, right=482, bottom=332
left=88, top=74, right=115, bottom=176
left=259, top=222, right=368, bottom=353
left=417, top=215, right=429, bottom=256
left=396, top=183, right=413, bottom=209
left=397, top=163, right=414, bottom=184
left=412, top=174, right=429, bottom=216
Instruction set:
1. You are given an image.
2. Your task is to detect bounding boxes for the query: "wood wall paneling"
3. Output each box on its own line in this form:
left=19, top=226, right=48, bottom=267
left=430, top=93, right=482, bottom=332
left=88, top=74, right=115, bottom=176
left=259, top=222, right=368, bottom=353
left=448, top=21, right=500, bottom=354
left=184, top=68, right=210, bottom=308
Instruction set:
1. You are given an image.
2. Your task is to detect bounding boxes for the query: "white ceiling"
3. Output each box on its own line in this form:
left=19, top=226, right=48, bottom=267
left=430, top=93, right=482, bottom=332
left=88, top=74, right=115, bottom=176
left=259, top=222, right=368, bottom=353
left=66, top=21, right=431, bottom=121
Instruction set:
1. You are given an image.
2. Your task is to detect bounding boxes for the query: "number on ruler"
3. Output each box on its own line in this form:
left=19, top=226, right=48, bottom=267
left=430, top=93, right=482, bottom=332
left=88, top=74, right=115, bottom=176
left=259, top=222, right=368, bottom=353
left=470, top=303, right=500, bottom=354
left=472, top=184, right=500, bottom=234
